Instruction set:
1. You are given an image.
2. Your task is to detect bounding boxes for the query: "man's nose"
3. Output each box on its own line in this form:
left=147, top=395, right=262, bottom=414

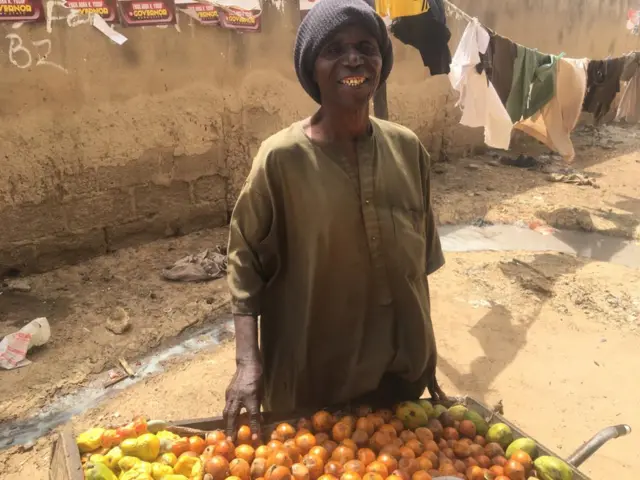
left=342, top=47, right=364, bottom=67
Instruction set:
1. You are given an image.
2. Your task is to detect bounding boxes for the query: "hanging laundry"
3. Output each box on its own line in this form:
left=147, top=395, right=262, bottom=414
left=390, top=0, right=451, bottom=75
left=583, top=57, right=626, bottom=124
left=514, top=58, right=588, bottom=162
left=449, top=19, right=513, bottom=149
left=506, top=46, right=561, bottom=123
left=375, top=0, right=429, bottom=19
left=615, top=52, right=640, bottom=123
left=478, top=32, right=518, bottom=105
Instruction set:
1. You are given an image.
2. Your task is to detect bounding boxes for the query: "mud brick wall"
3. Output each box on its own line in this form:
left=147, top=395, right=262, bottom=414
left=1, top=0, right=638, bottom=274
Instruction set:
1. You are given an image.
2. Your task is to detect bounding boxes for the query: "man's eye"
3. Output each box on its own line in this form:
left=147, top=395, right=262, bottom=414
left=325, top=44, right=342, bottom=56
left=359, top=42, right=377, bottom=55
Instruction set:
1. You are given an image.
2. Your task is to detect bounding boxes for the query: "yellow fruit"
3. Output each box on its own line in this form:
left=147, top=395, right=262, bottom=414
left=119, top=456, right=142, bottom=472
left=174, top=455, right=202, bottom=477
left=104, top=447, right=124, bottom=471
left=120, top=470, right=154, bottom=480
left=119, top=434, right=161, bottom=462
left=120, top=461, right=153, bottom=479
left=137, top=434, right=162, bottom=462
left=88, top=454, right=107, bottom=465
left=395, top=402, right=429, bottom=430
left=151, top=462, right=174, bottom=479
left=84, top=462, right=118, bottom=480
left=486, top=424, right=513, bottom=450
left=77, top=428, right=106, bottom=453
left=121, top=439, right=140, bottom=456
left=158, top=452, right=178, bottom=467
left=533, top=456, right=573, bottom=480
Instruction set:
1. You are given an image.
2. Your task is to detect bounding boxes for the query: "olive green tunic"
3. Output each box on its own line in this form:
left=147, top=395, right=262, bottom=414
left=227, top=117, right=445, bottom=412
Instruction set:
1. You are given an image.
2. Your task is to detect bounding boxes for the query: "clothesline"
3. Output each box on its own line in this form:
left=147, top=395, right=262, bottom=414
left=445, top=11, right=640, bottom=162
left=387, top=0, right=639, bottom=160
left=442, top=0, right=638, bottom=62
left=442, top=0, right=473, bottom=23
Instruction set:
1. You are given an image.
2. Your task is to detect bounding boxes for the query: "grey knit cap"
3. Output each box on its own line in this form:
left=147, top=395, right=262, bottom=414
left=294, top=0, right=394, bottom=104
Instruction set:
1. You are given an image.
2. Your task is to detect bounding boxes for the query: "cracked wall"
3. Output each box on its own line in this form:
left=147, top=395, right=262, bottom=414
left=0, top=0, right=638, bottom=274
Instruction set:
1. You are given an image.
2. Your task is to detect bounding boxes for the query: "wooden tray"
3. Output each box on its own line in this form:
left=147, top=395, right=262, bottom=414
left=49, top=396, right=589, bottom=480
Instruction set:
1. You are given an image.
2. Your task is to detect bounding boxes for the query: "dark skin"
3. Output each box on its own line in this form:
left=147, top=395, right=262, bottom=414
left=223, top=25, right=445, bottom=440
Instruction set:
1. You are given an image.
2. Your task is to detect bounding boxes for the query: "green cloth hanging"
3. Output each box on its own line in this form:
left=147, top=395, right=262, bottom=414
left=506, top=45, right=565, bottom=122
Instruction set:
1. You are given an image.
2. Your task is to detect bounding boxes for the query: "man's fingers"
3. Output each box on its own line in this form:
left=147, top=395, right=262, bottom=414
left=224, top=399, right=240, bottom=441
left=435, top=383, right=447, bottom=402
left=245, top=398, right=262, bottom=440
left=428, top=375, right=447, bottom=402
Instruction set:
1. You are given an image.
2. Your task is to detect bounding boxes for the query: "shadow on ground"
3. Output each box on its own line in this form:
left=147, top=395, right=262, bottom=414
left=437, top=253, right=588, bottom=404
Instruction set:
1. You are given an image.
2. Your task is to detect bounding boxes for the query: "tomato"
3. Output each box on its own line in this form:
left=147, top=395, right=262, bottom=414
left=206, top=431, right=227, bottom=446
left=202, top=445, right=216, bottom=462
left=172, top=437, right=191, bottom=457
left=116, top=424, right=137, bottom=440
left=133, top=417, right=148, bottom=436
left=101, top=429, right=124, bottom=449
left=189, top=436, right=206, bottom=455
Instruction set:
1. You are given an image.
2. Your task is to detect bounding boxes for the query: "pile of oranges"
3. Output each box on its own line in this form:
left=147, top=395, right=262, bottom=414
left=200, top=407, right=536, bottom=480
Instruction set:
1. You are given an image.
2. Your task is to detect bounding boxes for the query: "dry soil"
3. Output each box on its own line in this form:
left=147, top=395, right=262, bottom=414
left=1, top=124, right=639, bottom=479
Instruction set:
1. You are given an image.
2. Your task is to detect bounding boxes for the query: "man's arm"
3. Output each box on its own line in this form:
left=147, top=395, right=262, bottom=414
left=224, top=152, right=278, bottom=439
left=419, top=144, right=445, bottom=276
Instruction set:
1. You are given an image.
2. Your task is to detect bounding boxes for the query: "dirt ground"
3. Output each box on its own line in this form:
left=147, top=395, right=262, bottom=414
left=1, top=123, right=639, bottom=479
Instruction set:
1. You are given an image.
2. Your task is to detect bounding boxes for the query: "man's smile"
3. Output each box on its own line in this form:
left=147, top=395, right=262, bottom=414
left=339, top=76, right=368, bottom=87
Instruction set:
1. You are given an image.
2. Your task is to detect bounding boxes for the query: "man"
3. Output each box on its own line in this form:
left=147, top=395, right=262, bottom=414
left=223, top=0, right=446, bottom=439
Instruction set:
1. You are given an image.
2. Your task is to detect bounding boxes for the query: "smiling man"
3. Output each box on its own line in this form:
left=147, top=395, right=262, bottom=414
left=223, top=0, right=446, bottom=438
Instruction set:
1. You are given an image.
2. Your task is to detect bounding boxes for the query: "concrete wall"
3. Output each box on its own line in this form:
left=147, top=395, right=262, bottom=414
left=0, top=0, right=638, bottom=274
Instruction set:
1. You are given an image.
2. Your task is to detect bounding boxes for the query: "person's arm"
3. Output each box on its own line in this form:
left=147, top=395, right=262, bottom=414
left=224, top=149, right=278, bottom=440
left=419, top=142, right=447, bottom=401
left=419, top=144, right=445, bottom=276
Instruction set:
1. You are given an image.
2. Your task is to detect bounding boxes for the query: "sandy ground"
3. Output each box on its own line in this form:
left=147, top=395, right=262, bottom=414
left=0, top=229, right=231, bottom=423
left=1, top=123, right=639, bottom=479
left=434, top=124, right=640, bottom=240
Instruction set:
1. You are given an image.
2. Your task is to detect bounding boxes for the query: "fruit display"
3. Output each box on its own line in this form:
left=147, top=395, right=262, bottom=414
left=76, top=401, right=574, bottom=480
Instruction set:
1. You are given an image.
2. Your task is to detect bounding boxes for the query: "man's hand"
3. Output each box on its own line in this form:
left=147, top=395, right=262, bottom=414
left=223, top=358, right=263, bottom=442
left=426, top=371, right=447, bottom=402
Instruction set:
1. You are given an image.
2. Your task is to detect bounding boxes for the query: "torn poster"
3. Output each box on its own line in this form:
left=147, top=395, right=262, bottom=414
left=92, top=13, right=128, bottom=43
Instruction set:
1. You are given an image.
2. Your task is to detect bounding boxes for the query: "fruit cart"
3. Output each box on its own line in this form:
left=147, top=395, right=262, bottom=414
left=49, top=396, right=631, bottom=480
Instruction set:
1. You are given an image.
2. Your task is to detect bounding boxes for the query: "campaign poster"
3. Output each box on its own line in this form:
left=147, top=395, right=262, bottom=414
left=118, top=0, right=176, bottom=26
left=64, top=0, right=118, bottom=23
left=216, top=4, right=260, bottom=32
left=177, top=0, right=219, bottom=25
left=0, top=0, right=44, bottom=22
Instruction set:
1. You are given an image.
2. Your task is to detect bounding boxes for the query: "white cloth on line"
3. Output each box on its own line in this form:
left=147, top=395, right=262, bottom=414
left=448, top=18, right=513, bottom=150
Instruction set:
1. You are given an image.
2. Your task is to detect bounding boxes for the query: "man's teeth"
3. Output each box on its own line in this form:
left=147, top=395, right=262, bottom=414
left=341, top=77, right=366, bottom=86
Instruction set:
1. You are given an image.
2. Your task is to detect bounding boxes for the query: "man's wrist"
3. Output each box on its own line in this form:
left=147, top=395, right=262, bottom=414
left=236, top=350, right=261, bottom=366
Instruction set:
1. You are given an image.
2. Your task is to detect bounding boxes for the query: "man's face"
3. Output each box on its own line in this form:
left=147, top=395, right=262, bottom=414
left=314, top=24, right=383, bottom=109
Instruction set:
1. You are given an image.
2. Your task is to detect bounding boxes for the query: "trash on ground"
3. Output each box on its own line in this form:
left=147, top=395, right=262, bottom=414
left=528, top=221, right=558, bottom=235
left=0, top=317, right=51, bottom=370
left=162, top=246, right=228, bottom=282
left=547, top=172, right=599, bottom=188
left=3, top=279, right=32, bottom=292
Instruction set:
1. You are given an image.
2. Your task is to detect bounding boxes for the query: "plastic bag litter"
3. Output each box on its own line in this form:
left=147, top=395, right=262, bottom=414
left=0, top=317, right=51, bottom=370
